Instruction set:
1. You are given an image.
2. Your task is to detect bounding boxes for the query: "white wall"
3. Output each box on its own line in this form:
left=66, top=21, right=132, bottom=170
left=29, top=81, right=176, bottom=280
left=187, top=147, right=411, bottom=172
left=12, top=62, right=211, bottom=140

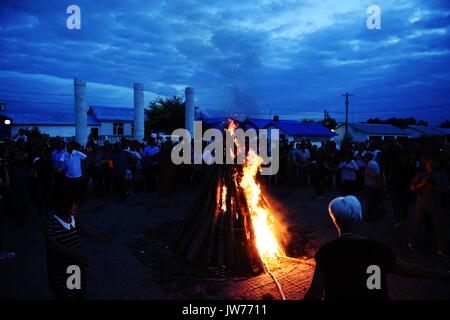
left=124, top=122, right=132, bottom=136
left=335, top=126, right=368, bottom=144
left=12, top=125, right=101, bottom=138
left=12, top=122, right=133, bottom=138
left=12, top=125, right=75, bottom=137
left=99, top=121, right=133, bottom=136
left=100, top=122, right=113, bottom=135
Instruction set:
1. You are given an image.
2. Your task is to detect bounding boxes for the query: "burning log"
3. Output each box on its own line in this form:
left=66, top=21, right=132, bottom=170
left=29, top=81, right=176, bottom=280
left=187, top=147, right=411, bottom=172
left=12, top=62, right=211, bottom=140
left=171, top=119, right=284, bottom=277
left=171, top=164, right=265, bottom=275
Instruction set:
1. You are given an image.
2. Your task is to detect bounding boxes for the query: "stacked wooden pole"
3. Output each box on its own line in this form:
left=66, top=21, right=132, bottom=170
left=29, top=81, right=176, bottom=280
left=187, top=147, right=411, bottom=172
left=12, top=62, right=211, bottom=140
left=171, top=164, right=264, bottom=275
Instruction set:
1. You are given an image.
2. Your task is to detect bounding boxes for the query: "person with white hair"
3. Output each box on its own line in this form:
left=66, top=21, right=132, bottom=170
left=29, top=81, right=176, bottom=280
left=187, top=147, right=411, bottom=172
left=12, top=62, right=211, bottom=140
left=305, top=196, right=449, bottom=300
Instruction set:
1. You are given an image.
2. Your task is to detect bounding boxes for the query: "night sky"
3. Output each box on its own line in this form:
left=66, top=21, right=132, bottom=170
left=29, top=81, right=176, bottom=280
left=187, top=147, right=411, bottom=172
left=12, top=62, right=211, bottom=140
left=1, top=0, right=449, bottom=124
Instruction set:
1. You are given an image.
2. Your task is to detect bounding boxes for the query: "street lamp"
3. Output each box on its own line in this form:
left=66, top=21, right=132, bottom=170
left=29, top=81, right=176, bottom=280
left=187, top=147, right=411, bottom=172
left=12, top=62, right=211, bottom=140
left=4, top=119, right=11, bottom=125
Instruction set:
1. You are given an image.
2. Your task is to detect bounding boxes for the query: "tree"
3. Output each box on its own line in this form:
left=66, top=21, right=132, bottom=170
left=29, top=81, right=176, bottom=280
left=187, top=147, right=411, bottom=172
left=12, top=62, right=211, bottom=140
left=365, top=117, right=428, bottom=128
left=145, top=96, right=185, bottom=134
left=366, top=117, right=382, bottom=124
left=416, top=120, right=428, bottom=126
left=301, top=118, right=316, bottom=123
left=320, top=117, right=338, bottom=130
left=440, top=119, right=450, bottom=128
left=384, top=117, right=416, bottom=128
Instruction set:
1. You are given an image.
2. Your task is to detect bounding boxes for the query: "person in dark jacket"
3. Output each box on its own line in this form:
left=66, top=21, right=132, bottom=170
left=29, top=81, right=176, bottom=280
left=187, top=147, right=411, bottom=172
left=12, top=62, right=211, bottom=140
left=305, top=196, right=449, bottom=300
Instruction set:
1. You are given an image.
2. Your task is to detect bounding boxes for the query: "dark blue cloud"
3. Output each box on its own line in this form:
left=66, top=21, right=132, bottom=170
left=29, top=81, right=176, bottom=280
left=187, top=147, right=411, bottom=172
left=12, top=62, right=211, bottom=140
left=0, top=0, right=449, bottom=124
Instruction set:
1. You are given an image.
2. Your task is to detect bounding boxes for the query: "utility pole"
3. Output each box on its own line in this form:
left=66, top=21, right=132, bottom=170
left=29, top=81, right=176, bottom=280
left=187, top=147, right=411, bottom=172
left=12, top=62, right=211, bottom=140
left=341, top=93, right=354, bottom=139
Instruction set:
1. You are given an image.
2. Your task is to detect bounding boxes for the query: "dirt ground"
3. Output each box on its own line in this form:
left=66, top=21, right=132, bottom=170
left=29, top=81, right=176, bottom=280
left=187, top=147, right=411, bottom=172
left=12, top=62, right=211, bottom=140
left=1, top=184, right=449, bottom=300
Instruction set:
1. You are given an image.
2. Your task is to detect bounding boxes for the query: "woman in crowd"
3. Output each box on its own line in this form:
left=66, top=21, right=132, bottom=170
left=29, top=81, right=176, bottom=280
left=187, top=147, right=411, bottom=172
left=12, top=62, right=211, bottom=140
left=305, top=196, right=449, bottom=300
left=339, top=150, right=359, bottom=196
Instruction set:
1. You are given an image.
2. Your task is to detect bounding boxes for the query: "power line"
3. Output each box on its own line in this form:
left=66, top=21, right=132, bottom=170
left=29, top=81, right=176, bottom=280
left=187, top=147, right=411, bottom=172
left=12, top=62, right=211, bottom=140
left=1, top=99, right=73, bottom=106
left=0, top=98, right=130, bottom=106
left=0, top=90, right=73, bottom=97
left=0, top=89, right=134, bottom=100
left=202, top=102, right=450, bottom=114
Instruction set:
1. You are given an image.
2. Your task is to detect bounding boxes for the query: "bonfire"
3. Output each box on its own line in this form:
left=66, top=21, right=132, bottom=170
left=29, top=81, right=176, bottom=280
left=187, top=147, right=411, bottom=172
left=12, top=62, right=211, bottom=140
left=172, top=119, right=285, bottom=276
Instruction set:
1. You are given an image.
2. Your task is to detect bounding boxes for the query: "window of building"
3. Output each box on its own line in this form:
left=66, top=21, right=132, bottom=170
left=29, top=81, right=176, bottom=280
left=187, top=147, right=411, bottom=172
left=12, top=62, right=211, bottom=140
left=113, top=122, right=124, bottom=135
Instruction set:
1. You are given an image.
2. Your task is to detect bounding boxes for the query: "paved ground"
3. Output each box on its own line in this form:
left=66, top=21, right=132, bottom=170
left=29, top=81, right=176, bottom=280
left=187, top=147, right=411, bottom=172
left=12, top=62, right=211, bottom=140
left=1, top=184, right=449, bottom=300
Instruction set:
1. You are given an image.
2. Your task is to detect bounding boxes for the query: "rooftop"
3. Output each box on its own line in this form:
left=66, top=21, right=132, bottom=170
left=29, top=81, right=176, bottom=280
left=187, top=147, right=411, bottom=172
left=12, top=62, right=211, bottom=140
left=2, top=105, right=134, bottom=125
left=406, top=125, right=448, bottom=136
left=88, top=106, right=134, bottom=122
left=247, top=118, right=336, bottom=137
left=343, top=123, right=409, bottom=136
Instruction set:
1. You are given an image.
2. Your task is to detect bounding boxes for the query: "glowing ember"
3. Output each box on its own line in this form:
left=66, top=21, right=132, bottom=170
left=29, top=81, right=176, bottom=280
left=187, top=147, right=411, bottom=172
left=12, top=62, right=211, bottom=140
left=221, top=186, right=227, bottom=211
left=227, top=118, right=238, bottom=136
left=227, top=118, right=243, bottom=159
left=239, top=150, right=284, bottom=260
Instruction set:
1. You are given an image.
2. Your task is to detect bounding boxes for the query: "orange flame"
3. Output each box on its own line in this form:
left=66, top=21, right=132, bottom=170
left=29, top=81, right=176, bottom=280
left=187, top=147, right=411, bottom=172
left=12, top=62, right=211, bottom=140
left=227, top=119, right=241, bottom=160
left=240, top=150, right=284, bottom=260
left=227, top=118, right=238, bottom=136
left=221, top=186, right=227, bottom=211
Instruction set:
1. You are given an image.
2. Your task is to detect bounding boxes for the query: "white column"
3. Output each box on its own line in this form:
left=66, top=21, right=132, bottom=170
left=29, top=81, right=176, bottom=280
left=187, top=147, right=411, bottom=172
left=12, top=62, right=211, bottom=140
left=133, top=83, right=145, bottom=141
left=185, top=87, right=195, bottom=137
left=74, top=78, right=87, bottom=145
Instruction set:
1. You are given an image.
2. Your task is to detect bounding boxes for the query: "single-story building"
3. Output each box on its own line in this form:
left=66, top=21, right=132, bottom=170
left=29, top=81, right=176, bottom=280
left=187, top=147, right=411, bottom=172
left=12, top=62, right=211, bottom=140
left=405, top=125, right=448, bottom=138
left=1, top=105, right=135, bottom=140
left=201, top=117, right=336, bottom=145
left=245, top=118, right=336, bottom=144
left=335, top=123, right=409, bottom=143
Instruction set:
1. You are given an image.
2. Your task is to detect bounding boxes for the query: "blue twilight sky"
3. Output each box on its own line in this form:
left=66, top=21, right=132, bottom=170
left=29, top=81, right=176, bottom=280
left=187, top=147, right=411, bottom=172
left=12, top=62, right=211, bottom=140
left=0, top=0, right=449, bottom=124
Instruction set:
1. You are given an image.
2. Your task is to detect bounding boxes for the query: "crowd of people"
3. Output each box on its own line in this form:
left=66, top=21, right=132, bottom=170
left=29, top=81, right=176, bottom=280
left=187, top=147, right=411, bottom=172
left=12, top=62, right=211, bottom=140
left=0, top=129, right=199, bottom=224
left=1, top=130, right=450, bottom=246
left=0, top=129, right=193, bottom=299
left=277, top=137, right=450, bottom=256
left=1, top=128, right=449, bottom=299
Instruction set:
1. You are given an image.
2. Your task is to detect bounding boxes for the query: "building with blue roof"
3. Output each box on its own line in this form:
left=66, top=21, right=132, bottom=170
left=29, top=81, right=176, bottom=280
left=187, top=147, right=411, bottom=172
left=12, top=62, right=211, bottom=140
left=245, top=118, right=336, bottom=144
left=335, top=123, right=410, bottom=143
left=405, top=125, right=448, bottom=138
left=2, top=105, right=135, bottom=138
left=201, top=117, right=336, bottom=144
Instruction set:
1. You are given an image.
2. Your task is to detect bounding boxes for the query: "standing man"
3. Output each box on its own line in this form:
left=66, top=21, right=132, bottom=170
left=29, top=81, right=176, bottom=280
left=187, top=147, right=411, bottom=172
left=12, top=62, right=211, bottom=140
left=52, top=140, right=66, bottom=200
left=109, top=142, right=130, bottom=200
left=143, top=138, right=160, bottom=192
left=14, top=129, right=28, bottom=143
left=388, top=150, right=414, bottom=229
left=409, top=153, right=450, bottom=257
left=0, top=153, right=15, bottom=260
left=293, top=141, right=310, bottom=186
left=339, top=150, right=359, bottom=196
left=364, top=152, right=382, bottom=222
left=59, top=142, right=87, bottom=204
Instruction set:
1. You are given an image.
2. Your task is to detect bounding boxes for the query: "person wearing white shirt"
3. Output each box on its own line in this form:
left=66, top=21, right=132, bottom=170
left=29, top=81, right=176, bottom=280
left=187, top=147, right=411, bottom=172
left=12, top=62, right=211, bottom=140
left=339, top=151, right=359, bottom=196
left=293, top=142, right=311, bottom=186
left=143, top=138, right=160, bottom=191
left=364, top=153, right=382, bottom=221
left=59, top=142, right=87, bottom=203
left=14, top=129, right=28, bottom=143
